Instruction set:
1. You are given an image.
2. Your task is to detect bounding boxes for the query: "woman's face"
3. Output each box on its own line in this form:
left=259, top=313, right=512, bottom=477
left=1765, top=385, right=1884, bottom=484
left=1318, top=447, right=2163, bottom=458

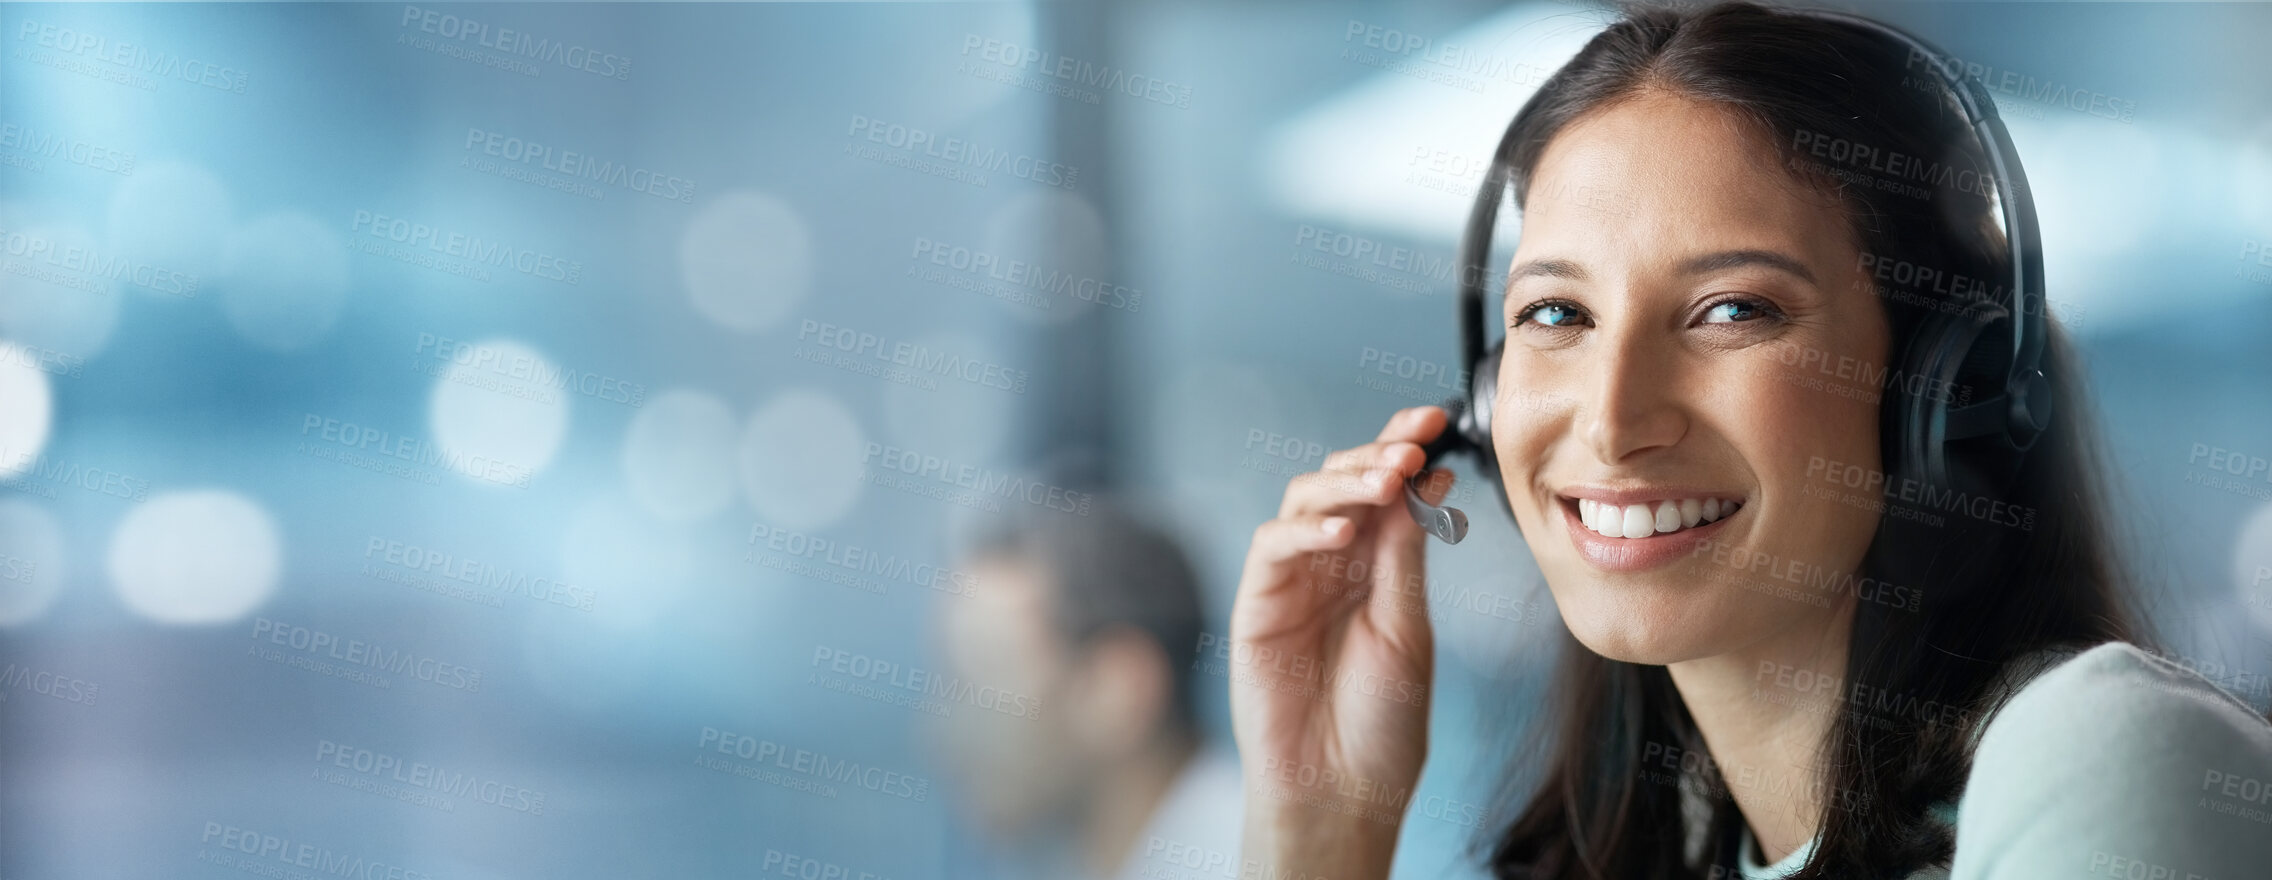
left=1492, top=92, right=1890, bottom=665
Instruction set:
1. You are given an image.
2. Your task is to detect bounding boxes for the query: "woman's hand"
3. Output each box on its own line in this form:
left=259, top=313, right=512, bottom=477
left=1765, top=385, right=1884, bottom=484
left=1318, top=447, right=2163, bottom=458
left=1229, top=405, right=1452, bottom=880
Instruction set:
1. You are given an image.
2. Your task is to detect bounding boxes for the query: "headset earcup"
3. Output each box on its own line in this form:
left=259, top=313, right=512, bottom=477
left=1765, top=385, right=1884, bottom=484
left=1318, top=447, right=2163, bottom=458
left=1895, top=302, right=2004, bottom=491
left=1466, top=339, right=1515, bottom=519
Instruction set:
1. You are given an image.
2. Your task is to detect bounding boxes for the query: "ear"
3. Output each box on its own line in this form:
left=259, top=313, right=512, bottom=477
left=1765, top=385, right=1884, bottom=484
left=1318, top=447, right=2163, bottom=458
left=1066, top=625, right=1172, bottom=758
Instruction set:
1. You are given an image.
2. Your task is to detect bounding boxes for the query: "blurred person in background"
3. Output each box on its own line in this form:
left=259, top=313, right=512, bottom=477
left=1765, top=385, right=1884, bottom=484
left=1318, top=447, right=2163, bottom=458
left=931, top=502, right=1242, bottom=880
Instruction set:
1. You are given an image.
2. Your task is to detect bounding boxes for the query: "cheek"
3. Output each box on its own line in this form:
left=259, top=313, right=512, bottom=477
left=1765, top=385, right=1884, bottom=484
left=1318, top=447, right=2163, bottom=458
left=1735, top=360, right=1886, bottom=564
left=1488, top=419, right=1555, bottom=535
left=1737, top=362, right=1879, bottom=461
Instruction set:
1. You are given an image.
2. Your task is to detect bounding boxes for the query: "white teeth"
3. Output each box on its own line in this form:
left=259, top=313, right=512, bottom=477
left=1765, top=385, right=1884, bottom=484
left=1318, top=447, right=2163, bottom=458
left=1619, top=505, right=1651, bottom=539
left=1653, top=501, right=1681, bottom=533
left=1575, top=498, right=1742, bottom=538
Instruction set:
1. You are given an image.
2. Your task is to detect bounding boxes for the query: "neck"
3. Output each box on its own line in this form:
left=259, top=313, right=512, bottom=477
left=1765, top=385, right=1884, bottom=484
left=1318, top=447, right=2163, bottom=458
left=1085, top=731, right=1199, bottom=877
left=1666, top=597, right=1857, bottom=865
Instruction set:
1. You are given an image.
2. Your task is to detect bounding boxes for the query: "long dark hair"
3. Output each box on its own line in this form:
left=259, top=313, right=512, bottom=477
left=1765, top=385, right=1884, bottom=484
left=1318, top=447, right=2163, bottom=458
left=1479, top=4, right=2144, bottom=878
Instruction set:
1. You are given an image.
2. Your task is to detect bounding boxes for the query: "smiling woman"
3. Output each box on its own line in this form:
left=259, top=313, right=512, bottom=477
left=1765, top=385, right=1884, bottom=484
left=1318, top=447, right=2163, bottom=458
left=1227, top=3, right=2272, bottom=880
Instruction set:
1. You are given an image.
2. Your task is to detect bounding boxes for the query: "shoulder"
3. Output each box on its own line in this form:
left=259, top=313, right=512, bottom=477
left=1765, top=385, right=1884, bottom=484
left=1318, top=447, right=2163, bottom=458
left=1950, top=641, right=2272, bottom=880
left=1115, top=746, right=1246, bottom=880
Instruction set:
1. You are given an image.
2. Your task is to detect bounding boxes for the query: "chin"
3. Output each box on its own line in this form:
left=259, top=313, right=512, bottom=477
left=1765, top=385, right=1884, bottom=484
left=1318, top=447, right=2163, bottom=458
left=1546, top=574, right=1742, bottom=666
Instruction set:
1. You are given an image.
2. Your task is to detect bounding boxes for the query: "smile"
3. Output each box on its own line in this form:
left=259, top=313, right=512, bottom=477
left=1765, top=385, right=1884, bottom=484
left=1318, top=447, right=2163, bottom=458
left=1577, top=496, right=1742, bottom=538
left=1555, top=491, right=1748, bottom=572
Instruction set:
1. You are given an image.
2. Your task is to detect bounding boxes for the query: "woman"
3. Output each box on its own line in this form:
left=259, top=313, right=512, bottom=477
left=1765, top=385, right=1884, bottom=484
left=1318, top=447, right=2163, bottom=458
left=1229, top=4, right=2272, bottom=879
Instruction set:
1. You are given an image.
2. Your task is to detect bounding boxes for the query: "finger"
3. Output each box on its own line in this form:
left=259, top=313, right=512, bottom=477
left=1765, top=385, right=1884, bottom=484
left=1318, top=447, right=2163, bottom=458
left=1279, top=465, right=1401, bottom=518
left=1364, top=507, right=1437, bottom=660
left=1411, top=467, right=1457, bottom=507
left=1239, top=515, right=1356, bottom=592
left=1376, top=405, right=1449, bottom=445
left=1318, top=440, right=1422, bottom=477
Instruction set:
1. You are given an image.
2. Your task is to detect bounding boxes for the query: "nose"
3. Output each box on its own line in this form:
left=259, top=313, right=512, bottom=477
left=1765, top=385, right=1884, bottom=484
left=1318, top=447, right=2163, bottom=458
left=1579, top=325, right=1689, bottom=463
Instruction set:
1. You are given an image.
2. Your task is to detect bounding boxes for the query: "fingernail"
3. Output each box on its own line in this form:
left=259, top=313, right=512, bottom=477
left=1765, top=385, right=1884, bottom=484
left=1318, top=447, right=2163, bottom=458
left=1365, top=468, right=1392, bottom=489
left=1321, top=517, right=1349, bottom=535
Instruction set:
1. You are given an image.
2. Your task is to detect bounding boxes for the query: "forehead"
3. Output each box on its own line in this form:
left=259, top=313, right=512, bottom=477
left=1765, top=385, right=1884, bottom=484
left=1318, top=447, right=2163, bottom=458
left=1518, top=91, right=1851, bottom=266
left=951, top=554, right=1057, bottom=630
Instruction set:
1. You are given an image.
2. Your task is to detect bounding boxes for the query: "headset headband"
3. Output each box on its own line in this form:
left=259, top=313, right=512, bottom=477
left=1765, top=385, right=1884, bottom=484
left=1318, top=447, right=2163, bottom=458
left=1812, top=10, right=2052, bottom=448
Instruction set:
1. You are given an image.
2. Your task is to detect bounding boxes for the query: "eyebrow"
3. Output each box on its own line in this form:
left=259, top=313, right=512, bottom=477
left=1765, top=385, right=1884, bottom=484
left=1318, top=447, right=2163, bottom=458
left=1680, top=249, right=1817, bottom=285
left=1501, top=249, right=1817, bottom=299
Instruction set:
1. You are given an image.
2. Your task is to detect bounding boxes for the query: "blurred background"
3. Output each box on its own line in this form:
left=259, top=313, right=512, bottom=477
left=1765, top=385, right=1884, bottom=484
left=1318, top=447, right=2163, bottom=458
left=2, top=1, right=2269, bottom=878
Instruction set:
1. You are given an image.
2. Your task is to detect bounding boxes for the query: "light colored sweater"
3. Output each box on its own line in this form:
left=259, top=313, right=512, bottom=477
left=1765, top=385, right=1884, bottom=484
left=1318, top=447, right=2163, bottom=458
left=1736, top=641, right=2272, bottom=879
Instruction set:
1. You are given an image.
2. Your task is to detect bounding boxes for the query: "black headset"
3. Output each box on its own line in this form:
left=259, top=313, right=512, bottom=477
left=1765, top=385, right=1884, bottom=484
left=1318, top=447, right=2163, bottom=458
left=1403, top=8, right=2054, bottom=545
